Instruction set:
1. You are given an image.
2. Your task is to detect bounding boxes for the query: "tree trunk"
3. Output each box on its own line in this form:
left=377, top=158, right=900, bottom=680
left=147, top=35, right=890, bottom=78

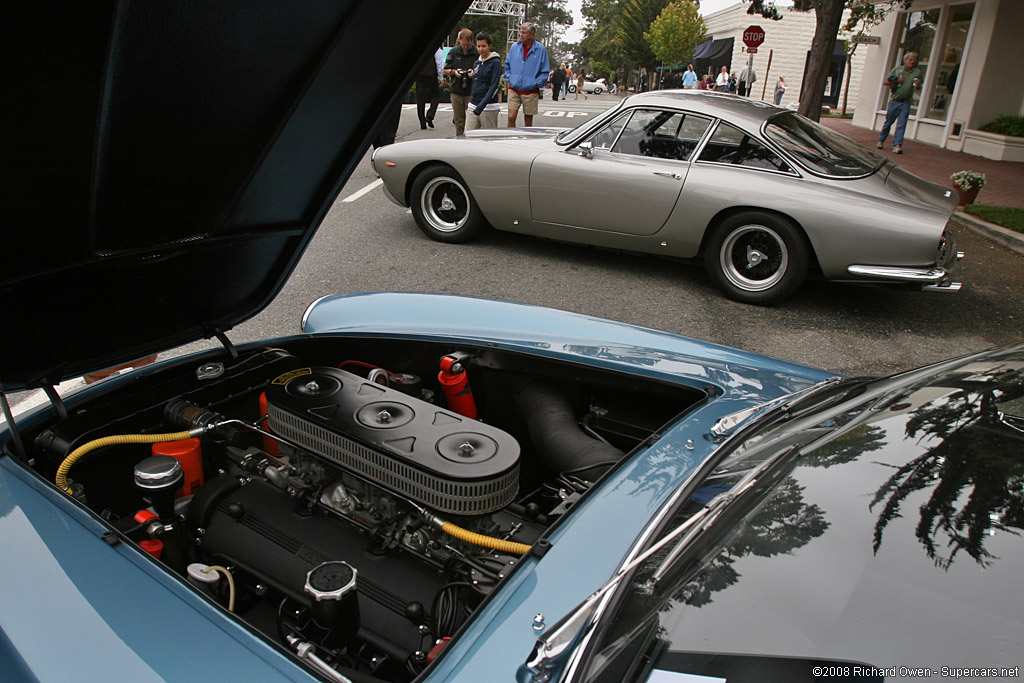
left=841, top=44, right=857, bottom=115
left=798, top=0, right=846, bottom=121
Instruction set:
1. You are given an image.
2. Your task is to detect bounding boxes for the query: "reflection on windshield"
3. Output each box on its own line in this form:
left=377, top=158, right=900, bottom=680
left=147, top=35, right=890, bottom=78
left=871, top=372, right=1024, bottom=568
left=764, top=112, right=884, bottom=177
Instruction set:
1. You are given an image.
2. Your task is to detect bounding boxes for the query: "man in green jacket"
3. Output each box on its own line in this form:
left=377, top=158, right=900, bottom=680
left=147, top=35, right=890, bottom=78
left=876, top=51, right=923, bottom=155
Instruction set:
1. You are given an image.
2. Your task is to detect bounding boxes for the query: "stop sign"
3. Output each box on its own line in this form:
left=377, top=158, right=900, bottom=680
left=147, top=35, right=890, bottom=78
left=743, top=25, right=765, bottom=48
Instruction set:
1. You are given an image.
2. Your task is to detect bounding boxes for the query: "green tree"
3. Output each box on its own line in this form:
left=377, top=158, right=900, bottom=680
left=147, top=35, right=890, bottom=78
left=619, top=0, right=672, bottom=73
left=645, top=1, right=705, bottom=74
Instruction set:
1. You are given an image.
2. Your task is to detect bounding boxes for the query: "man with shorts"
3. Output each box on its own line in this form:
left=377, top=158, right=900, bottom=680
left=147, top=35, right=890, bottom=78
left=505, top=22, right=548, bottom=127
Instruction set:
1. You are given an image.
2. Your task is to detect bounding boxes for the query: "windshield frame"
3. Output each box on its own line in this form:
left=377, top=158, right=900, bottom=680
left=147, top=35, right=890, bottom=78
left=762, top=111, right=886, bottom=179
left=556, top=98, right=629, bottom=146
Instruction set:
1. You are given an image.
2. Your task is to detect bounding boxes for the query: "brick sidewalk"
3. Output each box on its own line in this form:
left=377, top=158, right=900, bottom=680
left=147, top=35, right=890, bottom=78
left=820, top=117, right=1024, bottom=209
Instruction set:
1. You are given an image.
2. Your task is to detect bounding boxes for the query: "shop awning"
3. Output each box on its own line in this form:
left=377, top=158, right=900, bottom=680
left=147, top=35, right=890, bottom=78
left=694, top=37, right=734, bottom=73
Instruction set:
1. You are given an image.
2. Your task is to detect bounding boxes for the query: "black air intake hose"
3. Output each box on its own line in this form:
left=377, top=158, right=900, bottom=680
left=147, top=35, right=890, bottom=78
left=517, top=381, right=624, bottom=475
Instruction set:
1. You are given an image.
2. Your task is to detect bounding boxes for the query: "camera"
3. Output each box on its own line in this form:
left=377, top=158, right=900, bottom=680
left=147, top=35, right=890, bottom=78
left=887, top=72, right=900, bottom=92
left=457, top=68, right=469, bottom=89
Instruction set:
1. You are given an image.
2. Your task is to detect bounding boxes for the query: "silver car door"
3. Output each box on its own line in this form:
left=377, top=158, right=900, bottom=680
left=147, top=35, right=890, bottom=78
left=529, top=109, right=710, bottom=236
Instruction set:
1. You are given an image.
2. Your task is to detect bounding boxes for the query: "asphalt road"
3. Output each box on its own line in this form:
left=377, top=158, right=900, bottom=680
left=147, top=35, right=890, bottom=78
left=7, top=94, right=1023, bottom=415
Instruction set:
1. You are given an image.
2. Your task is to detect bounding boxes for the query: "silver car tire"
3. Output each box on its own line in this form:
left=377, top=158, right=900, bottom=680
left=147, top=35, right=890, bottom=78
left=568, top=84, right=576, bottom=93
left=593, top=87, right=602, bottom=94
left=705, top=213, right=808, bottom=305
left=410, top=165, right=486, bottom=244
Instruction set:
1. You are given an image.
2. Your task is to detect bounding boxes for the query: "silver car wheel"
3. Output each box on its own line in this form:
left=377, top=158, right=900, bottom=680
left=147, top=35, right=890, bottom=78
left=719, top=224, right=789, bottom=292
left=420, top=176, right=470, bottom=233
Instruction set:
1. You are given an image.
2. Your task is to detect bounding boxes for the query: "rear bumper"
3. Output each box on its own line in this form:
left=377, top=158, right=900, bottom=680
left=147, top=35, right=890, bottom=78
left=846, top=230, right=964, bottom=291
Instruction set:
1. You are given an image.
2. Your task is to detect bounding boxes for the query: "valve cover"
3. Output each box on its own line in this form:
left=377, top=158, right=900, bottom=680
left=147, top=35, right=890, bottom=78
left=264, top=367, right=519, bottom=514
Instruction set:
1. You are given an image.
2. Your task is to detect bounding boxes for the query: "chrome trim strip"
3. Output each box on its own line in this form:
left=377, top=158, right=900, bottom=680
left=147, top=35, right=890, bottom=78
left=300, top=295, right=332, bottom=332
left=846, top=264, right=948, bottom=282
left=923, top=281, right=962, bottom=292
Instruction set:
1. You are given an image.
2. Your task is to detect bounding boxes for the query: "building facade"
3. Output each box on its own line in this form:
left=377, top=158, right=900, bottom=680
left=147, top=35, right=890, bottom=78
left=702, top=4, right=868, bottom=109
left=852, top=0, right=1024, bottom=160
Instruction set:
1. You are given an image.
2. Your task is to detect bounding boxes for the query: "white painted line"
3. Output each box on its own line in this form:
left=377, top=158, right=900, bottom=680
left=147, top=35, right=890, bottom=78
left=343, top=178, right=383, bottom=203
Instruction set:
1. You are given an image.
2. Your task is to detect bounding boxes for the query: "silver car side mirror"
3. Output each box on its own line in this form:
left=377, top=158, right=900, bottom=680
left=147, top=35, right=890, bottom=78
left=577, top=141, right=594, bottom=159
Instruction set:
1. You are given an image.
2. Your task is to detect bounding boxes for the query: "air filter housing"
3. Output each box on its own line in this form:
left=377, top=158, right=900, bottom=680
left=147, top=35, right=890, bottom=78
left=264, top=367, right=519, bottom=515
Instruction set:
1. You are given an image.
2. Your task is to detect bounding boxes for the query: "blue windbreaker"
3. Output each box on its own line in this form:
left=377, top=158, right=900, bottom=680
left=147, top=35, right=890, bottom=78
left=504, top=40, right=549, bottom=92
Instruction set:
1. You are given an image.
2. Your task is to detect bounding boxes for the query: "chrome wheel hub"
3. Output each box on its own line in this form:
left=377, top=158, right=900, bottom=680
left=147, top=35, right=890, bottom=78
left=420, top=177, right=469, bottom=232
left=746, top=246, right=766, bottom=268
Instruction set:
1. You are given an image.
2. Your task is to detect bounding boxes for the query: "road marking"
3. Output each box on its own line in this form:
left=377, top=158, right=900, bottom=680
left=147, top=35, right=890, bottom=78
left=343, top=178, right=383, bottom=203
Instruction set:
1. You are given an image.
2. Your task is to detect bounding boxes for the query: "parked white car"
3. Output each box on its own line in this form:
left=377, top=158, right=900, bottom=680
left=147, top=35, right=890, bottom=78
left=568, top=77, right=607, bottom=94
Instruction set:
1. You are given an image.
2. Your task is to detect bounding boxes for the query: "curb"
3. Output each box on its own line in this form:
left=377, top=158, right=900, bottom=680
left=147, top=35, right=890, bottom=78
left=949, top=209, right=1024, bottom=257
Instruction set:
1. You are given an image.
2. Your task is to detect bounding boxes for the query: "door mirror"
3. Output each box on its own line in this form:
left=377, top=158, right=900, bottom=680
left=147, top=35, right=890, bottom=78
left=577, top=141, right=594, bottom=158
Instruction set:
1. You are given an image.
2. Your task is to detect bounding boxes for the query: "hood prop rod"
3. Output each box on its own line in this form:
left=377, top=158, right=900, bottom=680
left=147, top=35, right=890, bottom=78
left=0, top=382, right=28, bottom=461
left=42, top=384, right=69, bottom=421
left=212, top=329, right=239, bottom=360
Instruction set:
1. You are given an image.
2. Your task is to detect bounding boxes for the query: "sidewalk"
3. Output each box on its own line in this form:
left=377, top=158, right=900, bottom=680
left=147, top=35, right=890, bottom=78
left=820, top=117, right=1024, bottom=255
left=820, top=117, right=1024, bottom=208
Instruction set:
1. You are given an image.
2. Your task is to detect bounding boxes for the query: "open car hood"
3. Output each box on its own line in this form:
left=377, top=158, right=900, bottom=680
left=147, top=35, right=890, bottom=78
left=2, top=1, right=467, bottom=391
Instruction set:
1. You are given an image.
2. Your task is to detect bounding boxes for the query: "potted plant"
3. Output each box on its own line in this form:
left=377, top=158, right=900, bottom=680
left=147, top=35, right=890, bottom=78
left=950, top=170, right=986, bottom=206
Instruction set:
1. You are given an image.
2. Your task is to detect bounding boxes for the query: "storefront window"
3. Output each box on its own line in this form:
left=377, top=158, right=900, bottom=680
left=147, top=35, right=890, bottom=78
left=921, top=4, right=974, bottom=120
left=898, top=9, right=939, bottom=116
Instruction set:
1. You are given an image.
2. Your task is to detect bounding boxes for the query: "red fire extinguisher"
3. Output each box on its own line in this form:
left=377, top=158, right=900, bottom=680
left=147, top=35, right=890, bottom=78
left=438, top=352, right=477, bottom=419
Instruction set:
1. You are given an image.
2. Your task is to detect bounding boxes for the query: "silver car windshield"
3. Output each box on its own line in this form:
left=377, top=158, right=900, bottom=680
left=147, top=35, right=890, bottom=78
left=763, top=111, right=885, bottom=177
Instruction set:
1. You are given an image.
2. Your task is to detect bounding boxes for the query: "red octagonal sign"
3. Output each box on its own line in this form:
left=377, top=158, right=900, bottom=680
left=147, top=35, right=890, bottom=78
left=743, top=25, right=765, bottom=48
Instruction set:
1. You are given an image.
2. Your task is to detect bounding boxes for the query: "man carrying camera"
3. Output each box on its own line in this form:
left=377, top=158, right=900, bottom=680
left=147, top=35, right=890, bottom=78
left=445, top=28, right=478, bottom=136
left=877, top=51, right=923, bottom=155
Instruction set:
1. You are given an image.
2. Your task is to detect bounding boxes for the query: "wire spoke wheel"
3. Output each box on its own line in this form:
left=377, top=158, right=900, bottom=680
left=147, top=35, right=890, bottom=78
left=705, top=212, right=809, bottom=304
left=720, top=225, right=789, bottom=292
left=410, top=164, right=487, bottom=244
left=421, top=177, right=470, bottom=232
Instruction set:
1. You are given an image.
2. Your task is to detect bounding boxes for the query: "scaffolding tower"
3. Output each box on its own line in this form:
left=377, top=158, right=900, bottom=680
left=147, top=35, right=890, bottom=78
left=466, top=0, right=525, bottom=56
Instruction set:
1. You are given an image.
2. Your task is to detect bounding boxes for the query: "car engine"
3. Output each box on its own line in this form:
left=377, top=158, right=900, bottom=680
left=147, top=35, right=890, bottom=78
left=21, top=336, right=701, bottom=682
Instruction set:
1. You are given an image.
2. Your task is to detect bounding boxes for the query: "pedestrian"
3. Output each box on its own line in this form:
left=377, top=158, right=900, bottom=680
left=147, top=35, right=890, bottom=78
left=575, top=70, right=587, bottom=100
left=551, top=62, right=567, bottom=102
left=564, top=65, right=574, bottom=98
left=444, top=28, right=478, bottom=136
left=372, top=100, right=403, bottom=150
left=774, top=75, right=786, bottom=105
left=737, top=63, right=756, bottom=96
left=611, top=72, right=619, bottom=94
left=877, top=51, right=923, bottom=154
left=467, top=32, right=502, bottom=131
left=715, top=66, right=730, bottom=92
left=416, top=47, right=443, bottom=129
left=505, top=22, right=549, bottom=128
left=681, top=64, right=697, bottom=89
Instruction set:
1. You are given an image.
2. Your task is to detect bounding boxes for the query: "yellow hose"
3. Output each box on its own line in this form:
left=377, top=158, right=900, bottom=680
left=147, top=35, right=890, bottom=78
left=55, top=430, right=196, bottom=493
left=439, top=521, right=532, bottom=555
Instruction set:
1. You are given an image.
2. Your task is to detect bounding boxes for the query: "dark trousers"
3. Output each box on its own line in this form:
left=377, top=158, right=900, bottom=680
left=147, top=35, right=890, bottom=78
left=372, top=100, right=403, bottom=149
left=416, top=74, right=440, bottom=125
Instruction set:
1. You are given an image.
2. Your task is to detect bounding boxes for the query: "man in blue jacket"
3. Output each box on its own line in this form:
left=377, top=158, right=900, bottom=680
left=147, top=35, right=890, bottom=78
left=505, top=23, right=549, bottom=128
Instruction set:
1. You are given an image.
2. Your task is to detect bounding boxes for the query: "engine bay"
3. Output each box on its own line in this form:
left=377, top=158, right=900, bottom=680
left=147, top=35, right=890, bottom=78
left=13, top=336, right=704, bottom=682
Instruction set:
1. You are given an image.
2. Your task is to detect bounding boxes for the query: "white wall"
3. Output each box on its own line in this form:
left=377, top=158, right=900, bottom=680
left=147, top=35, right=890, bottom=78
left=702, top=4, right=868, bottom=109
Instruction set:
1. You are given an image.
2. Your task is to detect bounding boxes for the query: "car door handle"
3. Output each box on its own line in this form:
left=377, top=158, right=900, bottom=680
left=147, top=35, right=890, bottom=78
left=653, top=171, right=681, bottom=180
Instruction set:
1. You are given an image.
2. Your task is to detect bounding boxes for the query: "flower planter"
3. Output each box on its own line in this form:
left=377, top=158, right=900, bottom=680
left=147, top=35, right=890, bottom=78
left=954, top=184, right=980, bottom=207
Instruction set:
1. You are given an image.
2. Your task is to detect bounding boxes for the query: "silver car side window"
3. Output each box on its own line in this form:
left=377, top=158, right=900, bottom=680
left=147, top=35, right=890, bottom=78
left=586, top=113, right=629, bottom=151
left=698, top=121, right=793, bottom=173
left=610, top=109, right=710, bottom=161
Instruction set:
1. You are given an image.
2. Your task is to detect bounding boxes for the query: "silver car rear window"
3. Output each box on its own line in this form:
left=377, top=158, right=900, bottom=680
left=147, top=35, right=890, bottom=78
left=764, top=112, right=884, bottom=177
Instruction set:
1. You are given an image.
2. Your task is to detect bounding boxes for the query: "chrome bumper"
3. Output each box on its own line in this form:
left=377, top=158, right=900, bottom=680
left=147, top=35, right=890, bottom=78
left=846, top=230, right=964, bottom=292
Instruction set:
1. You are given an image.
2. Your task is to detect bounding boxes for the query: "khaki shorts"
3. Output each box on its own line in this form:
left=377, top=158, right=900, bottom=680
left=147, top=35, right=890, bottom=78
left=508, top=90, right=539, bottom=116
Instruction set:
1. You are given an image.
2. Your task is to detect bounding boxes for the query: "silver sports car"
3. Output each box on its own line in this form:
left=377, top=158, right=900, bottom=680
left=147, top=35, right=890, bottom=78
left=373, top=91, right=963, bottom=304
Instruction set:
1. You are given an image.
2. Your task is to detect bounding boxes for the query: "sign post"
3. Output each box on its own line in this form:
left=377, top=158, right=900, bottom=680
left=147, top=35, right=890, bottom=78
left=741, top=26, right=765, bottom=96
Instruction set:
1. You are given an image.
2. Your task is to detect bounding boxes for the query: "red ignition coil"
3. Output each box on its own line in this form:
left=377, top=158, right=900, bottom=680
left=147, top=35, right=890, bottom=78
left=438, top=352, right=477, bottom=419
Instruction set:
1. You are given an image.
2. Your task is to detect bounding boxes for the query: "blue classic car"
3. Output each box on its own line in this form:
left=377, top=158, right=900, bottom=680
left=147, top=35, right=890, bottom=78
left=2, top=4, right=1021, bottom=683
